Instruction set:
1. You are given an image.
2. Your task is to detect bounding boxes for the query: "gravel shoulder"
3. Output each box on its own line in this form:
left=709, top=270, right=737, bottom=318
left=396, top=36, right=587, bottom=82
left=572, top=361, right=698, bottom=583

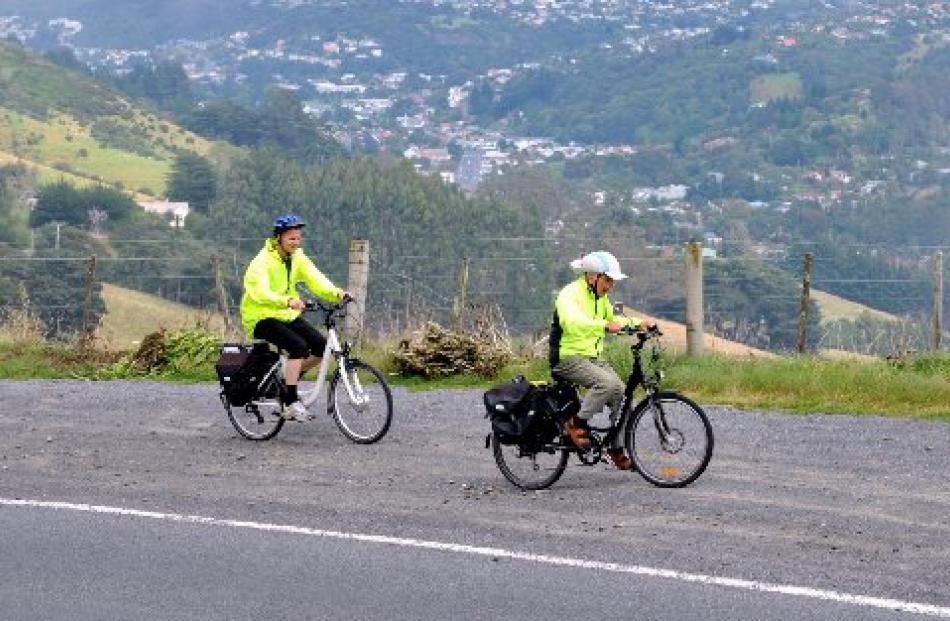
left=1, top=380, right=948, bottom=606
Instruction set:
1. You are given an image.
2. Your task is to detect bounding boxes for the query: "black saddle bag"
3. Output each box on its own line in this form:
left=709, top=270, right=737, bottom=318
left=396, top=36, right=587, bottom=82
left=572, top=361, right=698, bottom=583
left=483, top=376, right=540, bottom=445
left=215, top=342, right=279, bottom=407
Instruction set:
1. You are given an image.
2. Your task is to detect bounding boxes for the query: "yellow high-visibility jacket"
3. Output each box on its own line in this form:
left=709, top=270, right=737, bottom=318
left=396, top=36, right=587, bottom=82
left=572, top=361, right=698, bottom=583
left=550, top=277, right=635, bottom=364
left=240, top=238, right=343, bottom=337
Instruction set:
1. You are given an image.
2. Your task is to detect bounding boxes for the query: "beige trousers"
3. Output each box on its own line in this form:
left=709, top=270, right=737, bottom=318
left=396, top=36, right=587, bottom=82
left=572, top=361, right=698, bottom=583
left=552, top=356, right=625, bottom=447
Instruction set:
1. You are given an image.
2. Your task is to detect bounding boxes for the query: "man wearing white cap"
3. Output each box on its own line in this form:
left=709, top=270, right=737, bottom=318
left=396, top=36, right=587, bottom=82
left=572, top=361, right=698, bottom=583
left=549, top=251, right=652, bottom=470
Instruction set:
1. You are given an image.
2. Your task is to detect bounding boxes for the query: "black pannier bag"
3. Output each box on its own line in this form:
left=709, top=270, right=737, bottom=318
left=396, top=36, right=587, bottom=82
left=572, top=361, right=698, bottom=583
left=483, top=375, right=539, bottom=444
left=216, top=342, right=279, bottom=407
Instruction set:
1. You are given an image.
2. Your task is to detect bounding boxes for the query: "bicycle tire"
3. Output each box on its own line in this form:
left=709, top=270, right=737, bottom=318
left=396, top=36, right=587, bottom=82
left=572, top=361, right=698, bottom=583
left=328, top=358, right=393, bottom=444
left=226, top=398, right=285, bottom=441
left=625, top=391, right=713, bottom=488
left=492, top=432, right=569, bottom=490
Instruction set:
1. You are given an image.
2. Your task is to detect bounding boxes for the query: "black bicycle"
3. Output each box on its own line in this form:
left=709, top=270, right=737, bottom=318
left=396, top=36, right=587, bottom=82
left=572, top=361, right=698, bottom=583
left=490, top=326, right=713, bottom=490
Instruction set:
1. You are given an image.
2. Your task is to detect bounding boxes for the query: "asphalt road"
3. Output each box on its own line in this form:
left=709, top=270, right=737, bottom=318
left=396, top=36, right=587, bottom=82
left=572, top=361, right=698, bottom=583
left=1, top=380, right=948, bottom=620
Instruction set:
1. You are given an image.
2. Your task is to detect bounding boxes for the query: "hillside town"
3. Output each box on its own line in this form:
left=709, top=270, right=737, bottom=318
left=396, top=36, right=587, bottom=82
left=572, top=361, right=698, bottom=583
left=1, top=0, right=947, bottom=251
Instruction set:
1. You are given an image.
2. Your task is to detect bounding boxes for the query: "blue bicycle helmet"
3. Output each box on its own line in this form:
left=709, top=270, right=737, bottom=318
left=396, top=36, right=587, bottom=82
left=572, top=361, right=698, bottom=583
left=273, top=213, right=306, bottom=235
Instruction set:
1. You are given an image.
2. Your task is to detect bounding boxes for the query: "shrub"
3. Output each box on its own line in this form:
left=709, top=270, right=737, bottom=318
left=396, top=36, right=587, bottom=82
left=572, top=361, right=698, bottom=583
left=393, top=322, right=512, bottom=378
left=0, top=298, right=45, bottom=346
left=109, top=327, right=219, bottom=377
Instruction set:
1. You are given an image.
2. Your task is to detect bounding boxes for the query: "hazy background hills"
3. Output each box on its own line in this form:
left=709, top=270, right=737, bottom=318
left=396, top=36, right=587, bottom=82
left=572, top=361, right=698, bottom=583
left=0, top=0, right=946, bottom=353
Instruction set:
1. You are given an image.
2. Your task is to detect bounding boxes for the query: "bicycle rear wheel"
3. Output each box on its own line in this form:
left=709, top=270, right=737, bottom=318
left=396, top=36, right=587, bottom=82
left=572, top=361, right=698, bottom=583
left=329, top=358, right=393, bottom=444
left=225, top=398, right=284, bottom=441
left=492, top=433, right=569, bottom=490
left=625, top=391, right=713, bottom=488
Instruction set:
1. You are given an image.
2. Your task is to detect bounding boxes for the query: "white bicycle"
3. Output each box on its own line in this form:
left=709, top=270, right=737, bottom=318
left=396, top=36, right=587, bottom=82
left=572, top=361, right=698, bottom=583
left=219, top=300, right=393, bottom=444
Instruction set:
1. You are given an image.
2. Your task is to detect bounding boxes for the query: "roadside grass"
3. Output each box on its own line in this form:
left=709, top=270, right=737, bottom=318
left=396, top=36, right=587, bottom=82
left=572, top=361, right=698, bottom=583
left=0, top=340, right=122, bottom=379
left=311, top=340, right=950, bottom=421
left=1, top=332, right=947, bottom=421
left=661, top=354, right=950, bottom=421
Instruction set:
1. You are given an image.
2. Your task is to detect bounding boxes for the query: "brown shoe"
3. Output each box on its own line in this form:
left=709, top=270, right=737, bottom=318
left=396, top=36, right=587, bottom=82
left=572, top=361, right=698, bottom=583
left=607, top=448, right=633, bottom=471
left=563, top=416, right=591, bottom=448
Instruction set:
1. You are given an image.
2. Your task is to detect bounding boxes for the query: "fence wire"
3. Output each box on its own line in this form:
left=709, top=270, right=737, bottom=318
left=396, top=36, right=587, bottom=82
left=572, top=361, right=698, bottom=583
left=0, top=240, right=945, bottom=355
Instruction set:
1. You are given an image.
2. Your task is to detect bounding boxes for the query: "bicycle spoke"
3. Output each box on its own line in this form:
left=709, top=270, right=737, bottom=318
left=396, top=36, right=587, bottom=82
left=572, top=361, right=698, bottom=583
left=628, top=393, right=713, bottom=487
left=330, top=359, right=393, bottom=444
left=226, top=401, right=284, bottom=441
left=493, top=434, right=569, bottom=490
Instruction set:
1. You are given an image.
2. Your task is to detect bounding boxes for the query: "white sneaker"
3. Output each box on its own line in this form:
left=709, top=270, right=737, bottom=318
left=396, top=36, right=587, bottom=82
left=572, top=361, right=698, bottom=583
left=282, top=400, right=310, bottom=421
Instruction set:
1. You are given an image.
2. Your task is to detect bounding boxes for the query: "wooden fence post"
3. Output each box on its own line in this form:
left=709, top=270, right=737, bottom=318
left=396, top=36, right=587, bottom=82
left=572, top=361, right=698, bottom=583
left=212, top=255, right=232, bottom=332
left=451, top=256, right=470, bottom=330
left=797, top=252, right=813, bottom=354
left=684, top=241, right=704, bottom=356
left=345, top=239, right=370, bottom=344
left=404, top=280, right=412, bottom=331
left=81, top=254, right=97, bottom=346
left=934, top=251, right=944, bottom=352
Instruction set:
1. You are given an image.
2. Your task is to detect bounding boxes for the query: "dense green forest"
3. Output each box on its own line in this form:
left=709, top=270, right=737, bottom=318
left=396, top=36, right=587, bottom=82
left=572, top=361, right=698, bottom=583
left=0, top=151, right=555, bottom=338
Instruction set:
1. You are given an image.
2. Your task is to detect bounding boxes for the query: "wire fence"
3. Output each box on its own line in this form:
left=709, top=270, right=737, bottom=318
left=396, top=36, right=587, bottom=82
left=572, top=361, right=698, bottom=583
left=0, top=236, right=945, bottom=356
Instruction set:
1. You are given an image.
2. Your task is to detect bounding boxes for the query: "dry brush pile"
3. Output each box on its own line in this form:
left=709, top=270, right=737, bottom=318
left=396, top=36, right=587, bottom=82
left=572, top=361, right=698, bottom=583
left=393, top=315, right=514, bottom=379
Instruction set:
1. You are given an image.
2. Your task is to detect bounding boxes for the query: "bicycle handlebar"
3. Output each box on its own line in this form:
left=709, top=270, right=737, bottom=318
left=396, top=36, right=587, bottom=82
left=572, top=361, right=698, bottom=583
left=304, top=297, right=354, bottom=313
left=617, top=324, right=663, bottom=339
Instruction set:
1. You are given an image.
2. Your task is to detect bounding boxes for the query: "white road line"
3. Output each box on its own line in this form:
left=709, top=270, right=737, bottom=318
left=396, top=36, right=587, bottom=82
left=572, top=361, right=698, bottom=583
left=2, top=497, right=949, bottom=617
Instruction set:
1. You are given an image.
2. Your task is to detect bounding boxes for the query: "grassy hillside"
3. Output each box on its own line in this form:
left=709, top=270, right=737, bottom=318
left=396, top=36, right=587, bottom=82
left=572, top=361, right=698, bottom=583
left=616, top=306, right=777, bottom=358
left=98, top=283, right=228, bottom=350
left=0, top=40, right=214, bottom=197
left=811, top=289, right=900, bottom=325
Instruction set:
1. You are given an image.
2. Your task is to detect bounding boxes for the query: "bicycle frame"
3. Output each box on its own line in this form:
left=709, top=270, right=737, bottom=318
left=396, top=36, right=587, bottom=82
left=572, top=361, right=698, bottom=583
left=249, top=304, right=365, bottom=411
left=579, top=330, right=663, bottom=449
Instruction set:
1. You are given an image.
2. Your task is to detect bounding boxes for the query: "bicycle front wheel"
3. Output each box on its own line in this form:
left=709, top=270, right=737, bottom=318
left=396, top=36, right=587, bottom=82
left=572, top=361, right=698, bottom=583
left=626, top=391, right=713, bottom=488
left=493, top=433, right=569, bottom=491
left=328, top=358, right=393, bottom=444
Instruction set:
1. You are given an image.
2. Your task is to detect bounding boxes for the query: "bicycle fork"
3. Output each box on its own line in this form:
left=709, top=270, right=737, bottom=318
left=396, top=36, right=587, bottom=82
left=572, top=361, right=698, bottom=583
left=648, top=398, right=684, bottom=454
left=338, top=360, right=368, bottom=408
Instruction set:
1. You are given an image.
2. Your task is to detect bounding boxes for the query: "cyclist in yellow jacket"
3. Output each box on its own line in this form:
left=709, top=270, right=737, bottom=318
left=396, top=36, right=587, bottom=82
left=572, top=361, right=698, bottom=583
left=549, top=251, right=652, bottom=470
left=240, top=214, right=349, bottom=420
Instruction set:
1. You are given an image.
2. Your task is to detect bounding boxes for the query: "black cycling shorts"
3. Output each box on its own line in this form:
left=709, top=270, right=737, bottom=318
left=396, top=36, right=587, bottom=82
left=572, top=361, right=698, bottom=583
left=252, top=316, right=327, bottom=359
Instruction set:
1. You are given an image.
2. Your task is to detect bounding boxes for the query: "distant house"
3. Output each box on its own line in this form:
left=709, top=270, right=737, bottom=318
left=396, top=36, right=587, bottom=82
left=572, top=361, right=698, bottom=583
left=703, top=231, right=724, bottom=248
left=139, top=200, right=189, bottom=228
left=631, top=184, right=689, bottom=202
left=703, top=137, right=738, bottom=151
left=418, top=148, right=452, bottom=164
